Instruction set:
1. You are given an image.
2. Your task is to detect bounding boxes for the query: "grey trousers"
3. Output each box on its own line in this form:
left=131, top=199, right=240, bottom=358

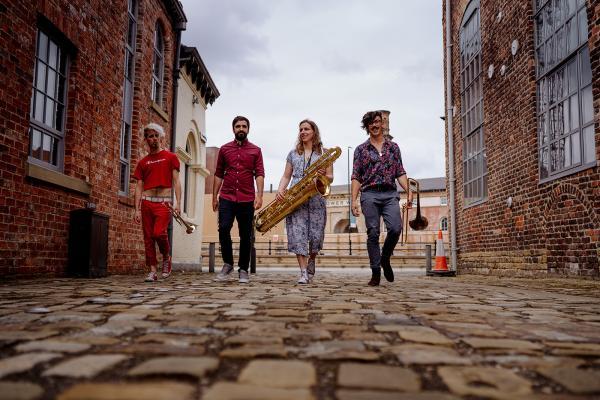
left=360, top=190, right=402, bottom=270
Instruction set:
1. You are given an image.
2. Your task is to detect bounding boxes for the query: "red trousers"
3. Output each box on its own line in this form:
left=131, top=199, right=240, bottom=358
left=141, top=200, right=171, bottom=266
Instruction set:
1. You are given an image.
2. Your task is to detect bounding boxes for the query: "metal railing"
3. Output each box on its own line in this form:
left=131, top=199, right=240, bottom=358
left=202, top=241, right=448, bottom=273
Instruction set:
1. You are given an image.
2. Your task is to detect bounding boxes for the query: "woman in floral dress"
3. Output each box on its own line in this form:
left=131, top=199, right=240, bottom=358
left=276, top=119, right=333, bottom=284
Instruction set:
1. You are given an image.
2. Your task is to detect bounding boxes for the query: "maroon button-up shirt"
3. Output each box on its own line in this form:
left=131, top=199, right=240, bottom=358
left=215, top=139, right=265, bottom=203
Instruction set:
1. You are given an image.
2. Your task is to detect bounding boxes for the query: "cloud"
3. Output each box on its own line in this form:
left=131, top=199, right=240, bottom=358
left=179, top=1, right=446, bottom=185
left=181, top=0, right=276, bottom=82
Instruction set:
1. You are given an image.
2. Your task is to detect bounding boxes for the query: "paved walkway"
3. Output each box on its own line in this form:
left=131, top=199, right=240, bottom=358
left=1, top=270, right=599, bottom=399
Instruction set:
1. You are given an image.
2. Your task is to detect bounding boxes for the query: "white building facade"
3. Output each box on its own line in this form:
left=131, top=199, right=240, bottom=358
left=172, top=45, right=219, bottom=270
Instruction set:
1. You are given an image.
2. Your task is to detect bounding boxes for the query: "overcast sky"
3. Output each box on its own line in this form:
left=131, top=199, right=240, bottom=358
left=179, top=0, right=445, bottom=188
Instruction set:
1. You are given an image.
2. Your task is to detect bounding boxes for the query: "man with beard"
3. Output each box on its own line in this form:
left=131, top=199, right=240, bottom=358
left=213, top=116, right=265, bottom=283
left=133, top=123, right=182, bottom=282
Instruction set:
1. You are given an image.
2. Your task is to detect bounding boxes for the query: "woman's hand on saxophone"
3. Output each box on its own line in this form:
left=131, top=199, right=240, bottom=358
left=276, top=188, right=287, bottom=201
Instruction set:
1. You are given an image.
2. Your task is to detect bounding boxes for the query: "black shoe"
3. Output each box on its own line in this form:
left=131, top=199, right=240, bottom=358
left=368, top=269, right=381, bottom=286
left=381, top=256, right=394, bottom=282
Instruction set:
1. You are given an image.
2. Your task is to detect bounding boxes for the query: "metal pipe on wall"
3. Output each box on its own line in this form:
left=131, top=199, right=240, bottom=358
left=444, top=0, right=458, bottom=271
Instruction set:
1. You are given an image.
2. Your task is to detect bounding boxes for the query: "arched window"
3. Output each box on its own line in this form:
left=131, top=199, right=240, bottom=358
left=535, top=0, right=595, bottom=180
left=119, top=0, right=138, bottom=194
left=460, top=0, right=487, bottom=206
left=183, top=134, right=196, bottom=216
left=151, top=22, right=164, bottom=106
left=440, top=217, right=448, bottom=231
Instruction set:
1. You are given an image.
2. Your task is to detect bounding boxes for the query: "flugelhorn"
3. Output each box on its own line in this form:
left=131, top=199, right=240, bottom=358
left=165, top=203, right=196, bottom=234
left=401, top=178, right=428, bottom=244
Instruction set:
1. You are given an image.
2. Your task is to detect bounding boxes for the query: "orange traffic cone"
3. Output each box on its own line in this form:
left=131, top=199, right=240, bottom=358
left=432, top=230, right=455, bottom=276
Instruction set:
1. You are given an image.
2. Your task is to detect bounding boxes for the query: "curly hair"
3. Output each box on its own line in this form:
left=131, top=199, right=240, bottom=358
left=361, top=110, right=383, bottom=133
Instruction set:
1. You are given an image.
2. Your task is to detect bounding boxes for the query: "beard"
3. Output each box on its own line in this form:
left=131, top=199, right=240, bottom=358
left=235, top=132, right=248, bottom=141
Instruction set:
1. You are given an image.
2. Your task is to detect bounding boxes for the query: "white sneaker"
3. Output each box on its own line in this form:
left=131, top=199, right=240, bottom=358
left=297, top=270, right=309, bottom=284
left=215, top=263, right=234, bottom=281
left=144, top=272, right=157, bottom=282
left=239, top=270, right=249, bottom=284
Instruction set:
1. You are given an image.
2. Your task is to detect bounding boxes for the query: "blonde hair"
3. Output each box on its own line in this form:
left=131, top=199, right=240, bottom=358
left=143, top=122, right=166, bottom=138
left=295, top=119, right=323, bottom=155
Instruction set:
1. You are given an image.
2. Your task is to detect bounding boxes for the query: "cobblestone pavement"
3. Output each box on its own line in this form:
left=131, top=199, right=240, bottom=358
left=1, top=269, right=600, bottom=400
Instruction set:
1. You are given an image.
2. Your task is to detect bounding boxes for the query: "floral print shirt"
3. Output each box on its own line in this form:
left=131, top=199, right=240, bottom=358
left=351, top=139, right=406, bottom=191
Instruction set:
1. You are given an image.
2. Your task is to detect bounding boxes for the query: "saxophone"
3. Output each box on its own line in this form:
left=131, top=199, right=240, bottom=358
left=255, top=146, right=342, bottom=234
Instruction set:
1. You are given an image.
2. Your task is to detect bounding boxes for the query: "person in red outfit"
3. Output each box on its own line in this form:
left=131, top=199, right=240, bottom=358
left=133, top=123, right=182, bottom=282
left=212, top=116, right=264, bottom=284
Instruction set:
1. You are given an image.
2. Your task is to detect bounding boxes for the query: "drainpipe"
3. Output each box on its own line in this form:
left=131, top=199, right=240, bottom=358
left=445, top=0, right=458, bottom=271
left=168, top=27, right=183, bottom=256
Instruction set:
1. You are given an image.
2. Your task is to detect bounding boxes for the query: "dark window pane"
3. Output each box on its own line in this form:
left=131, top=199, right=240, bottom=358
left=540, top=114, right=548, bottom=144
left=31, top=129, right=42, bottom=159
left=46, top=69, right=56, bottom=98
left=571, top=132, right=581, bottom=164
left=582, top=125, right=595, bottom=164
left=120, top=162, right=127, bottom=192
left=36, top=62, right=46, bottom=91
left=540, top=148, right=549, bottom=179
left=51, top=136, right=59, bottom=165
left=38, top=32, right=48, bottom=62
left=126, top=51, right=134, bottom=81
left=570, top=94, right=579, bottom=128
left=580, top=46, right=591, bottom=86
left=562, top=100, right=570, bottom=132
left=581, top=85, right=593, bottom=124
left=55, top=103, right=64, bottom=132
left=567, top=59, right=577, bottom=93
left=48, top=41, right=58, bottom=70
left=57, top=73, right=66, bottom=99
left=42, top=134, right=52, bottom=163
left=128, top=18, right=136, bottom=46
left=34, top=91, right=44, bottom=122
left=44, top=98, right=54, bottom=127
left=578, top=9, right=588, bottom=45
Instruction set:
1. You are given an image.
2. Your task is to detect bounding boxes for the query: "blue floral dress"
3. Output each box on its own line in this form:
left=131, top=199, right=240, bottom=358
left=285, top=150, right=327, bottom=256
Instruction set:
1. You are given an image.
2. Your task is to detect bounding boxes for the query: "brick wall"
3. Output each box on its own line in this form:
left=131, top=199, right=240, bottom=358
left=443, top=0, right=599, bottom=277
left=0, top=0, right=182, bottom=276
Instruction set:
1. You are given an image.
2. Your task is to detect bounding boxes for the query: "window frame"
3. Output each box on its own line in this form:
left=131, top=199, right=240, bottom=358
left=534, top=0, right=596, bottom=183
left=459, top=0, right=488, bottom=207
left=119, top=0, right=138, bottom=195
left=29, top=28, right=70, bottom=171
left=440, top=217, right=449, bottom=231
left=151, top=22, right=165, bottom=107
left=182, top=133, right=196, bottom=217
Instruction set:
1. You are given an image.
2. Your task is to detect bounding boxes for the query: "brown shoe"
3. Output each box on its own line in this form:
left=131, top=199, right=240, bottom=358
left=368, top=270, right=381, bottom=286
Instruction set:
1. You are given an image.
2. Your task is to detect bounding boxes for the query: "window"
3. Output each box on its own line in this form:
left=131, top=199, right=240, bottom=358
left=459, top=0, right=487, bottom=206
left=183, top=134, right=196, bottom=216
left=29, top=30, right=69, bottom=170
left=440, top=196, right=448, bottom=206
left=151, top=23, right=164, bottom=106
left=119, top=0, right=138, bottom=194
left=535, top=0, right=595, bottom=181
left=440, top=217, right=448, bottom=231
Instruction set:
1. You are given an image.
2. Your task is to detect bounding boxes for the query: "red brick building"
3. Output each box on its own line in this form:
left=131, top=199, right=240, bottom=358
left=0, top=0, right=186, bottom=276
left=443, top=0, right=599, bottom=276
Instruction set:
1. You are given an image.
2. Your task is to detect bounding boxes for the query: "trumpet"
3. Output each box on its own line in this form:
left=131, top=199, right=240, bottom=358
left=401, top=178, right=428, bottom=244
left=165, top=203, right=196, bottom=234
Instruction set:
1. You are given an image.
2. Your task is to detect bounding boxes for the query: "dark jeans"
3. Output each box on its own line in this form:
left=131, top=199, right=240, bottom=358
left=360, top=190, right=402, bottom=270
left=218, top=198, right=254, bottom=271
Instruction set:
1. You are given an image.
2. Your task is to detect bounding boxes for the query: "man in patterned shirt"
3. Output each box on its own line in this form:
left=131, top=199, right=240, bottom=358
left=351, top=111, right=413, bottom=286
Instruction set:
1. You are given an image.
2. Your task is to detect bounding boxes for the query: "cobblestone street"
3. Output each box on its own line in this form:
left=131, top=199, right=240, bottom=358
left=1, top=270, right=599, bottom=399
